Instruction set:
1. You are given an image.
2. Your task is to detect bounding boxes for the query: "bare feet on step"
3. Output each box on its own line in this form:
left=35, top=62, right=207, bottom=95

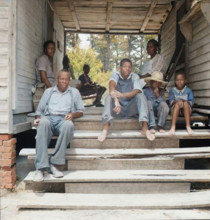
left=149, top=128, right=156, bottom=134
left=168, top=127, right=175, bottom=135
left=98, top=129, right=108, bottom=142
left=157, top=126, right=166, bottom=133
left=186, top=126, right=194, bottom=135
left=141, top=130, right=155, bottom=141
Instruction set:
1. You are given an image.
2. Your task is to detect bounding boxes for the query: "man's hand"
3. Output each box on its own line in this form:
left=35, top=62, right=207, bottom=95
left=110, top=90, right=123, bottom=99
left=34, top=118, right=40, bottom=127
left=113, top=99, right=121, bottom=114
left=154, top=88, right=160, bottom=98
left=65, top=113, right=73, bottom=120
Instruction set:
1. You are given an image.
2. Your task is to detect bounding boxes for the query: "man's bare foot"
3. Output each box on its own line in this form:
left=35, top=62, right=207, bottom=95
left=157, top=126, right=166, bottom=133
left=98, top=130, right=108, bottom=142
left=168, top=127, right=175, bottom=135
left=186, top=126, right=194, bottom=135
left=141, top=130, right=155, bottom=141
left=150, top=128, right=156, bottom=134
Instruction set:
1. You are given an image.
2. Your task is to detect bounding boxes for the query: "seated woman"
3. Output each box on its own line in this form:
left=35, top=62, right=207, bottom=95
left=33, top=40, right=56, bottom=111
left=139, top=39, right=165, bottom=79
left=78, top=64, right=106, bottom=107
left=35, top=40, right=56, bottom=88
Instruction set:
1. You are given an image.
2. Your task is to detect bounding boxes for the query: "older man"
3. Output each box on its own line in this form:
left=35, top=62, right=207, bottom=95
left=33, top=69, right=84, bottom=182
left=98, top=58, right=155, bottom=142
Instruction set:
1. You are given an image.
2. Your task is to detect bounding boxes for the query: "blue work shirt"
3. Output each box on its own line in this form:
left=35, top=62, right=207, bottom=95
left=144, top=87, right=165, bottom=108
left=169, top=86, right=194, bottom=107
left=35, top=85, right=84, bottom=116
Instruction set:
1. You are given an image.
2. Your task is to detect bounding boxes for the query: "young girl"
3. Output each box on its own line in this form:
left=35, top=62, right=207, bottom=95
left=144, top=71, right=169, bottom=133
left=169, top=72, right=194, bottom=135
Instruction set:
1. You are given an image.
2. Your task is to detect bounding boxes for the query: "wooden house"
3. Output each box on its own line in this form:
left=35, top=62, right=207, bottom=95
left=0, top=0, right=210, bottom=192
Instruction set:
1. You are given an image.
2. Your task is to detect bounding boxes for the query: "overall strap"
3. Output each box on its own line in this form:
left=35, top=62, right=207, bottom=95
left=44, top=87, right=55, bottom=115
left=69, top=88, right=74, bottom=112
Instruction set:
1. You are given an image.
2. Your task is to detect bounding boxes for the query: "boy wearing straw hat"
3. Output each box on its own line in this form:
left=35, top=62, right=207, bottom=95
left=144, top=71, right=169, bottom=133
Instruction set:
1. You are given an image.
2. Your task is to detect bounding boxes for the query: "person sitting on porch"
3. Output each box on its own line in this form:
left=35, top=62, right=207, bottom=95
left=143, top=71, right=169, bottom=134
left=35, top=40, right=56, bottom=88
left=33, top=40, right=56, bottom=111
left=33, top=69, right=84, bottom=182
left=98, top=58, right=155, bottom=142
left=169, top=71, right=194, bottom=135
left=139, top=39, right=165, bottom=79
left=78, top=64, right=106, bottom=107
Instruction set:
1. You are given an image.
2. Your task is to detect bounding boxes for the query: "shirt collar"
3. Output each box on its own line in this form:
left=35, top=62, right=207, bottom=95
left=53, top=85, right=71, bottom=94
left=117, top=71, right=133, bottom=80
left=174, top=85, right=186, bottom=94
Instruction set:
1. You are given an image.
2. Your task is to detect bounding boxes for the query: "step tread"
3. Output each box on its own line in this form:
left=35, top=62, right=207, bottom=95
left=19, top=146, right=210, bottom=158
left=73, top=129, right=210, bottom=139
left=24, top=170, right=210, bottom=183
left=17, top=190, right=210, bottom=209
left=30, top=129, right=210, bottom=139
left=27, top=112, right=208, bottom=122
left=15, top=209, right=210, bottom=219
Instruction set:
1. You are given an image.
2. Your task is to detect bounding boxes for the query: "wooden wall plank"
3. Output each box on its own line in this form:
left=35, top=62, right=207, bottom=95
left=160, top=7, right=176, bottom=74
left=53, top=13, right=64, bottom=77
left=187, top=14, right=210, bottom=107
left=15, top=0, right=44, bottom=114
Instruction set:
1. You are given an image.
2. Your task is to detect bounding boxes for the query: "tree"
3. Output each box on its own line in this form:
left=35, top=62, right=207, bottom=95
left=67, top=45, right=111, bottom=88
left=66, top=32, right=80, bottom=49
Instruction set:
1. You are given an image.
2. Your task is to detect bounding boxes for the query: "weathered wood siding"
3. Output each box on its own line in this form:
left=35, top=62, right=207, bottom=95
left=14, top=0, right=44, bottom=114
left=160, top=6, right=176, bottom=90
left=160, top=7, right=176, bottom=74
left=0, top=1, right=15, bottom=133
left=187, top=15, right=210, bottom=107
left=53, top=13, right=64, bottom=78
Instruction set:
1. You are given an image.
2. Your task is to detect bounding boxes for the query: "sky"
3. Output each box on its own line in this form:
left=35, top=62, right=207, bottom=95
left=79, top=34, right=90, bottom=49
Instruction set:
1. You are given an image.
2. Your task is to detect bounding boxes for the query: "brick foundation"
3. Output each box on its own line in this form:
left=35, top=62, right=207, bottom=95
left=0, top=135, right=16, bottom=189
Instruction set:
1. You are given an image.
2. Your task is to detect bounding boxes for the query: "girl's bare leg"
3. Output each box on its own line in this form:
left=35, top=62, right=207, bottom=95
left=169, top=103, right=181, bottom=135
left=183, top=102, right=194, bottom=135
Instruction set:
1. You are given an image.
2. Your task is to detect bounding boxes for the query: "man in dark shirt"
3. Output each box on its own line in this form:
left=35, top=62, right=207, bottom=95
left=79, top=64, right=106, bottom=107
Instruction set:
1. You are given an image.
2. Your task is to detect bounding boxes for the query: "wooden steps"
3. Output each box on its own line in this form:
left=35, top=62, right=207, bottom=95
left=24, top=170, right=210, bottom=183
left=20, top=146, right=210, bottom=158
left=27, top=113, right=209, bottom=130
left=21, top=107, right=210, bottom=214
left=17, top=190, right=210, bottom=210
left=16, top=209, right=210, bottom=219
left=24, top=169, right=210, bottom=194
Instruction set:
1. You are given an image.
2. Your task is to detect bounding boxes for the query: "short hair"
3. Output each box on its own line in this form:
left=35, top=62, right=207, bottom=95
left=120, top=58, right=132, bottom=66
left=43, top=40, right=55, bottom=52
left=148, top=39, right=159, bottom=48
left=175, top=71, right=186, bottom=80
left=83, top=64, right=90, bottom=70
left=57, top=69, right=71, bottom=79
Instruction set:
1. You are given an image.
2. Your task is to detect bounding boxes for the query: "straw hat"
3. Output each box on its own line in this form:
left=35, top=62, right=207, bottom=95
left=144, top=71, right=167, bottom=87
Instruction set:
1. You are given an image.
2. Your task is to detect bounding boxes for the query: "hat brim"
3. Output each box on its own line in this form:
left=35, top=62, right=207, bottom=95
left=144, top=77, right=167, bottom=87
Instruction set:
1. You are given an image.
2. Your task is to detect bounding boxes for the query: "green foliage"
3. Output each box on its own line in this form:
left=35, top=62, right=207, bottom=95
left=67, top=45, right=111, bottom=88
